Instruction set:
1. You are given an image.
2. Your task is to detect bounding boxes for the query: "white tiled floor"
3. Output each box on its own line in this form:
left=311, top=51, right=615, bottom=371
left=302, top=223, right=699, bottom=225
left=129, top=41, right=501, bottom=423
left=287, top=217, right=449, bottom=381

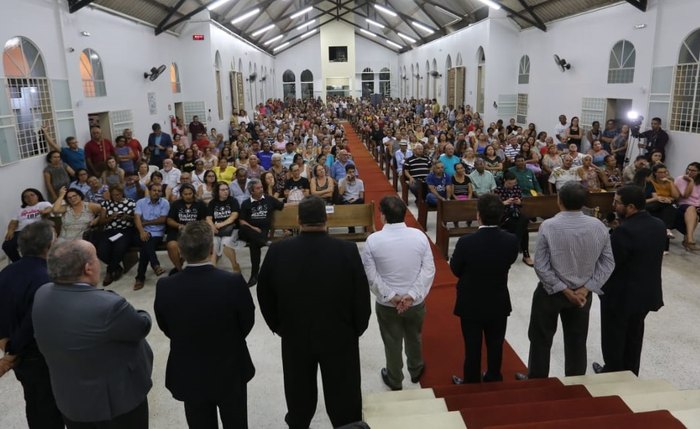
left=1, top=182, right=699, bottom=428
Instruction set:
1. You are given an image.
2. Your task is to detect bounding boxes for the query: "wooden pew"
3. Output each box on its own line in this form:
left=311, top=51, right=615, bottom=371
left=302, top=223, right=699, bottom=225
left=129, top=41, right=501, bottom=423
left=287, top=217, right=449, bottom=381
left=416, top=180, right=436, bottom=231
left=585, top=191, right=615, bottom=221
left=436, top=199, right=480, bottom=259
left=399, top=170, right=409, bottom=205
left=270, top=202, right=375, bottom=242
left=520, top=195, right=560, bottom=232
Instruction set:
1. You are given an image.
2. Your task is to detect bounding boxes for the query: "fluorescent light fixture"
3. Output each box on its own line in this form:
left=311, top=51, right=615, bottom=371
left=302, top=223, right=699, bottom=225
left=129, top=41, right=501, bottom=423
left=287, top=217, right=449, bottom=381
left=385, top=39, right=402, bottom=49
left=360, top=29, right=377, bottom=37
left=300, top=29, right=316, bottom=38
left=366, top=19, right=385, bottom=29
left=207, top=0, right=231, bottom=11
left=231, top=8, right=260, bottom=24
left=290, top=6, right=313, bottom=19
left=297, top=19, right=315, bottom=30
left=263, top=35, right=284, bottom=45
left=374, top=4, right=397, bottom=17
left=434, top=5, right=460, bottom=20
left=273, top=42, right=290, bottom=52
left=412, top=21, right=435, bottom=34
left=397, top=32, right=416, bottom=43
left=251, top=24, right=275, bottom=37
left=477, top=0, right=501, bottom=10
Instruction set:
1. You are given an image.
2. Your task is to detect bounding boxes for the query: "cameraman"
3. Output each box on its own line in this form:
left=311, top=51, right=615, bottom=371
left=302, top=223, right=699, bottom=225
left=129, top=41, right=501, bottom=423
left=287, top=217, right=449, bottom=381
left=638, top=117, right=669, bottom=162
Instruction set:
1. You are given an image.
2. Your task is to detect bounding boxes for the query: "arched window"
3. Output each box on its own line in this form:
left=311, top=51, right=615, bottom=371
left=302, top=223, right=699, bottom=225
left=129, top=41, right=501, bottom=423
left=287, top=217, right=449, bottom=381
left=2, top=36, right=55, bottom=162
left=518, top=55, right=530, bottom=84
left=282, top=69, right=296, bottom=100
left=671, top=29, right=700, bottom=133
left=300, top=69, right=314, bottom=99
left=80, top=48, right=106, bottom=97
left=214, top=51, right=223, bottom=120
left=608, top=40, right=635, bottom=84
left=456, top=52, right=463, bottom=66
left=170, top=63, right=181, bottom=93
left=361, top=67, right=374, bottom=98
left=425, top=60, right=430, bottom=98
left=379, top=68, right=390, bottom=97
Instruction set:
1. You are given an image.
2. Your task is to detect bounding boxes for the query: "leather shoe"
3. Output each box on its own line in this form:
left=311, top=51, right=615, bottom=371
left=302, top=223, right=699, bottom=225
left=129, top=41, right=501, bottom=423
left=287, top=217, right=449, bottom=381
left=381, top=368, right=402, bottom=391
left=592, top=361, right=604, bottom=374
left=514, top=372, right=529, bottom=381
left=133, top=280, right=144, bottom=291
left=103, top=272, right=113, bottom=287
left=411, top=366, right=425, bottom=383
left=247, top=275, right=258, bottom=288
left=452, top=375, right=464, bottom=385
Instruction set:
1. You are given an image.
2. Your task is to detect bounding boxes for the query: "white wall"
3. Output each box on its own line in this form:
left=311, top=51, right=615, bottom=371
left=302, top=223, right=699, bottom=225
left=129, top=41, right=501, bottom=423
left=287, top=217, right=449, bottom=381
left=273, top=34, right=322, bottom=100
left=354, top=35, right=399, bottom=99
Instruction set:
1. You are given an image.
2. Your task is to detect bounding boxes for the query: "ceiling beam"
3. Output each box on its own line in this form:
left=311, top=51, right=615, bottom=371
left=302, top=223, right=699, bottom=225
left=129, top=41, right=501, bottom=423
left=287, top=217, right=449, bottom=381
left=69, top=0, right=95, bottom=13
left=337, top=16, right=406, bottom=53
left=516, top=0, right=547, bottom=32
left=414, top=2, right=442, bottom=28
left=496, top=1, right=546, bottom=32
left=384, top=0, right=447, bottom=39
left=155, top=0, right=187, bottom=32
left=625, top=0, right=647, bottom=12
left=422, top=0, right=464, bottom=20
left=337, top=1, right=424, bottom=44
left=271, top=7, right=359, bottom=55
left=239, top=0, right=279, bottom=34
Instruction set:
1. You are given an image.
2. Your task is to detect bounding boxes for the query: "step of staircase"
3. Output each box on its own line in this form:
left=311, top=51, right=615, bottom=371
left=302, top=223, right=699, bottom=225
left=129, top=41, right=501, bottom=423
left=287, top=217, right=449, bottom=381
left=621, top=390, right=700, bottom=412
left=365, top=410, right=466, bottom=429
left=559, top=370, right=637, bottom=386
left=585, top=379, right=676, bottom=397
left=362, top=397, right=447, bottom=419
left=363, top=388, right=435, bottom=404
left=670, top=407, right=700, bottom=428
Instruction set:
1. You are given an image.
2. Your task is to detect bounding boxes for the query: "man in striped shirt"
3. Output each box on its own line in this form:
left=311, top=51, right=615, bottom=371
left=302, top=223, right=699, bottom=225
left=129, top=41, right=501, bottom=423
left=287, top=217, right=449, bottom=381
left=520, top=182, right=615, bottom=379
left=403, top=144, right=431, bottom=200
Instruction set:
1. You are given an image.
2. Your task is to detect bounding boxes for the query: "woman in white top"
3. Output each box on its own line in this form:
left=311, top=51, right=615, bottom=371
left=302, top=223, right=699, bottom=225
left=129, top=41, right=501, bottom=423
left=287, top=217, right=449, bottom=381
left=2, top=188, right=53, bottom=262
left=197, top=170, right=218, bottom=205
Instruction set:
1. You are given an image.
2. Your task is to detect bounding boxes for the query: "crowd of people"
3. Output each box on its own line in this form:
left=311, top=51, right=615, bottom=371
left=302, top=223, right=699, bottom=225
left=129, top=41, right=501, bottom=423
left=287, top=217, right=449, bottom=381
left=0, top=95, right=698, bottom=429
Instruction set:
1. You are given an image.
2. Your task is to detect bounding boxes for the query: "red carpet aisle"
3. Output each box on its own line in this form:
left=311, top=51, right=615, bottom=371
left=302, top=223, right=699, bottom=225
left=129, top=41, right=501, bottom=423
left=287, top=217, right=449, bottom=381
left=342, top=123, right=527, bottom=386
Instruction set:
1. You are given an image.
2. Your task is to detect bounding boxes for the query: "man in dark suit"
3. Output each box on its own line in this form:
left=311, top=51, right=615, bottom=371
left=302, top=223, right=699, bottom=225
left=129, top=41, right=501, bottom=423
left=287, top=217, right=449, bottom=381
left=32, top=239, right=153, bottom=428
left=257, top=196, right=371, bottom=429
left=450, top=194, right=519, bottom=384
left=155, top=221, right=255, bottom=428
left=0, top=221, right=65, bottom=428
left=593, top=186, right=666, bottom=376
left=147, top=123, right=173, bottom=168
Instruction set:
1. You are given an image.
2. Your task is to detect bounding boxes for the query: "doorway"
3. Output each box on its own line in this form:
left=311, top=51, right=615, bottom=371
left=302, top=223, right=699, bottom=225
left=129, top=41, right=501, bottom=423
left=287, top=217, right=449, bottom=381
left=87, top=112, right=112, bottom=141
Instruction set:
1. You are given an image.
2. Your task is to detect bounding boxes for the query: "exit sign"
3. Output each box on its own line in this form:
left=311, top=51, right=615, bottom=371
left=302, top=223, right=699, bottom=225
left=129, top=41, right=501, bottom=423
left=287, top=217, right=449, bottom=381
left=192, top=34, right=205, bottom=41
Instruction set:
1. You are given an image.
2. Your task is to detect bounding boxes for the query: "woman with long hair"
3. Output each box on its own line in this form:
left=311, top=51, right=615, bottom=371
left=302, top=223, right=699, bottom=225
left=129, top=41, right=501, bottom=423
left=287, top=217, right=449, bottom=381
left=674, top=162, right=700, bottom=251
left=309, top=163, right=335, bottom=203
left=197, top=170, right=218, bottom=204
left=564, top=116, right=583, bottom=151
left=101, top=156, right=125, bottom=187
left=44, top=150, right=71, bottom=202
left=2, top=188, right=52, bottom=262
left=207, top=181, right=241, bottom=271
left=261, top=171, right=281, bottom=200
left=52, top=187, right=103, bottom=240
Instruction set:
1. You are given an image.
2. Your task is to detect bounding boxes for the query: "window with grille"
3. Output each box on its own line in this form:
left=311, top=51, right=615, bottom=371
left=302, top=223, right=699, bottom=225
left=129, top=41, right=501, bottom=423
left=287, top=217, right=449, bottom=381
left=361, top=67, right=374, bottom=98
left=608, top=40, right=635, bottom=84
left=2, top=37, right=55, bottom=164
left=497, top=94, right=516, bottom=118
left=300, top=69, right=313, bottom=100
left=517, top=93, right=528, bottom=124
left=282, top=69, right=295, bottom=100
left=518, top=55, right=530, bottom=85
left=379, top=67, right=391, bottom=98
left=581, top=97, right=606, bottom=129
left=110, top=110, right=133, bottom=138
left=80, top=48, right=106, bottom=97
left=170, top=63, right=181, bottom=93
left=670, top=28, right=700, bottom=133
left=183, top=102, right=205, bottom=125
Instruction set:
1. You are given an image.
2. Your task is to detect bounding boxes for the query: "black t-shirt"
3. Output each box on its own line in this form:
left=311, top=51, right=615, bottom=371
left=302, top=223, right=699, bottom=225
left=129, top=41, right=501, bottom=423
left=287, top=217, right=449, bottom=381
left=284, top=177, right=310, bottom=191
left=209, top=197, right=240, bottom=223
left=240, top=195, right=284, bottom=229
left=168, top=199, right=208, bottom=225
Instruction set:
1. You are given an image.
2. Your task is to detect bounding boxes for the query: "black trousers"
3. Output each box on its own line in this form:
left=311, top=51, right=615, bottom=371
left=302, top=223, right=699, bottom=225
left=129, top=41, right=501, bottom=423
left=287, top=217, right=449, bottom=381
left=12, top=353, right=65, bottom=429
left=136, top=236, right=163, bottom=281
left=238, top=225, right=269, bottom=277
left=63, top=399, right=148, bottom=429
left=502, top=216, right=530, bottom=253
left=281, top=337, right=362, bottom=429
left=2, top=230, right=21, bottom=262
left=97, top=229, right=134, bottom=273
left=460, top=317, right=507, bottom=383
left=527, top=284, right=592, bottom=378
left=600, top=299, right=648, bottom=376
left=183, top=383, right=248, bottom=429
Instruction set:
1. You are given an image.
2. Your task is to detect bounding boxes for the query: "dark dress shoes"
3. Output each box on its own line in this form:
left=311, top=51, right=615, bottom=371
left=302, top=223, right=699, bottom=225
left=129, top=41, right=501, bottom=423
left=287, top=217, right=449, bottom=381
left=514, top=372, right=529, bottom=381
left=452, top=375, right=464, bottom=385
left=592, top=361, right=604, bottom=374
left=411, top=365, right=425, bottom=383
left=247, top=275, right=258, bottom=288
left=381, top=368, right=402, bottom=391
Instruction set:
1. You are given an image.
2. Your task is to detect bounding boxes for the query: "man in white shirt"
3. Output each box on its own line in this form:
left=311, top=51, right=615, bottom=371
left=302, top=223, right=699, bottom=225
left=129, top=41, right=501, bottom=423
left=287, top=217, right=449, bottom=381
left=361, top=196, right=436, bottom=391
left=394, top=141, right=413, bottom=175
left=554, top=114, right=568, bottom=145
left=159, top=158, right=181, bottom=189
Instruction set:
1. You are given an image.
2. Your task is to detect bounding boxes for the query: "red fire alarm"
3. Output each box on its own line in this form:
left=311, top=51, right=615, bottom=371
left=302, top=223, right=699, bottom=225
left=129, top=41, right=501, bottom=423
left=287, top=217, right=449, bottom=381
left=192, top=34, right=205, bottom=41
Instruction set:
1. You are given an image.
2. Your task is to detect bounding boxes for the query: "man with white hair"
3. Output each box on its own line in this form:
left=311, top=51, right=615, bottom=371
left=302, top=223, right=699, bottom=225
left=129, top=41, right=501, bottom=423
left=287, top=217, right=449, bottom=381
left=160, top=158, right=181, bottom=189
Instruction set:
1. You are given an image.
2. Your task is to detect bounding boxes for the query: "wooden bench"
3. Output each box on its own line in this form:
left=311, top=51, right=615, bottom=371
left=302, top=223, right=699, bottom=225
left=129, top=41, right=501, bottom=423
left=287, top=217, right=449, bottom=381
left=399, top=170, right=409, bottom=205
left=434, top=193, right=613, bottom=259
left=416, top=180, right=436, bottom=231
left=270, top=202, right=375, bottom=242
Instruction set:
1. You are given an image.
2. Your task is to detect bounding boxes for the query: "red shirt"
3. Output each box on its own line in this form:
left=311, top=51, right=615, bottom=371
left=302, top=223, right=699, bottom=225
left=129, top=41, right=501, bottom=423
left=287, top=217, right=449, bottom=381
left=84, top=139, right=115, bottom=166
left=126, top=138, right=142, bottom=159
left=193, top=138, right=210, bottom=152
